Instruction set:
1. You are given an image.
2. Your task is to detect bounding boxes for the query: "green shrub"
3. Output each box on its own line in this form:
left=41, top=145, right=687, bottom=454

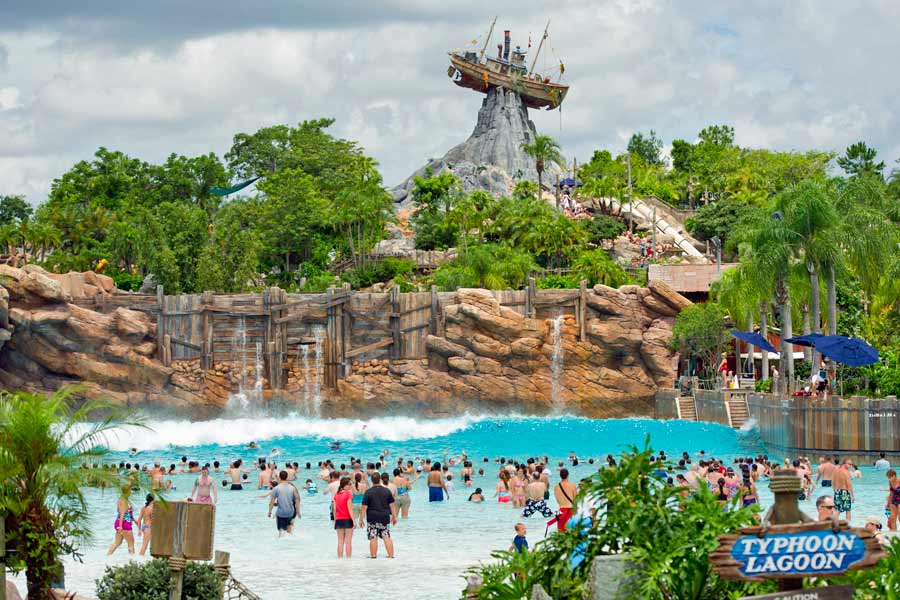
left=341, top=258, right=415, bottom=289
left=537, top=274, right=579, bottom=289
left=755, top=377, right=773, bottom=392
left=95, top=558, right=222, bottom=600
left=584, top=214, right=626, bottom=244
left=109, top=270, right=145, bottom=292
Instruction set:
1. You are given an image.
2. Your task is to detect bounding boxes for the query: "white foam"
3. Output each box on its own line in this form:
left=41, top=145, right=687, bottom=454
left=91, top=414, right=492, bottom=451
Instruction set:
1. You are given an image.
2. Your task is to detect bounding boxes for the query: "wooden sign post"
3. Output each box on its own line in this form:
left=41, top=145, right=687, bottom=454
left=151, top=501, right=216, bottom=600
left=738, top=584, right=854, bottom=600
left=711, top=470, right=884, bottom=594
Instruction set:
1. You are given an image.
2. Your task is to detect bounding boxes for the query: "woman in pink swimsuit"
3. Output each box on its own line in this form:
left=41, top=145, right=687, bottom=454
left=108, top=486, right=135, bottom=555
left=512, top=469, right=527, bottom=507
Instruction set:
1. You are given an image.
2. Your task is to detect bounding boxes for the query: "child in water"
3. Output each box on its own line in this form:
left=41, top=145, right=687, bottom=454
left=510, top=523, right=528, bottom=553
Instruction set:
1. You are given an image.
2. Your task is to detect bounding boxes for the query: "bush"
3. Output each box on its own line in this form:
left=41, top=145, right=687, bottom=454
left=96, top=558, right=222, bottom=600
left=755, top=378, right=773, bottom=392
left=583, top=214, right=626, bottom=244
left=341, top=258, right=415, bottom=289
left=109, top=270, right=145, bottom=292
left=537, top=274, right=579, bottom=289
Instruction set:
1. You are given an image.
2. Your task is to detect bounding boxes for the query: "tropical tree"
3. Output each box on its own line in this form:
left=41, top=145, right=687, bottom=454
left=0, top=195, right=32, bottom=225
left=837, top=141, right=885, bottom=178
left=670, top=302, right=729, bottom=379
left=0, top=388, right=144, bottom=600
left=627, top=130, right=665, bottom=167
left=521, top=134, right=565, bottom=195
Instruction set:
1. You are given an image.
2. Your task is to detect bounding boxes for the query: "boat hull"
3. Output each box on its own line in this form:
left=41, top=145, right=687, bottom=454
left=448, top=54, right=568, bottom=110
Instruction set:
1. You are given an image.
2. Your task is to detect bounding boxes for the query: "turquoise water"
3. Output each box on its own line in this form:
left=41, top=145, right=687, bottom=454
left=13, top=415, right=896, bottom=599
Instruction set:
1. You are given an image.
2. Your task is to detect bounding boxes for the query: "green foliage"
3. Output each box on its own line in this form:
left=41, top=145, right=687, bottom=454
left=671, top=302, right=728, bottom=377
left=583, top=214, right=626, bottom=243
left=754, top=378, right=773, bottom=392
left=670, top=139, right=694, bottom=173
left=96, top=558, right=222, bottom=600
left=0, top=388, right=144, bottom=600
left=829, top=536, right=900, bottom=599
left=838, top=141, right=885, bottom=178
left=686, top=197, right=758, bottom=245
left=109, top=270, right=145, bottom=292
left=431, top=244, right=538, bottom=291
left=627, top=130, right=665, bottom=167
left=521, top=134, right=566, bottom=189
left=341, top=258, right=415, bottom=289
left=0, top=195, right=33, bottom=224
left=569, top=248, right=631, bottom=288
left=466, top=441, right=769, bottom=600
left=537, top=273, right=579, bottom=289
left=410, top=169, right=463, bottom=250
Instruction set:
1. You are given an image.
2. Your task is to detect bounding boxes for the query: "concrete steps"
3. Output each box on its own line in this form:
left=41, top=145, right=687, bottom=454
left=676, top=397, right=697, bottom=421
left=725, top=398, right=750, bottom=429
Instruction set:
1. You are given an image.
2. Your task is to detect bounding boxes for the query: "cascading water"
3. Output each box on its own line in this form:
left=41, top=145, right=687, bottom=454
left=228, top=317, right=250, bottom=411
left=312, top=326, right=324, bottom=416
left=252, top=340, right=263, bottom=404
left=301, top=343, right=312, bottom=415
left=550, top=315, right=565, bottom=412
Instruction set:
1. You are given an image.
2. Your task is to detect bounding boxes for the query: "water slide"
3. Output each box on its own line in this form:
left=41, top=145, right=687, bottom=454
left=604, top=196, right=707, bottom=260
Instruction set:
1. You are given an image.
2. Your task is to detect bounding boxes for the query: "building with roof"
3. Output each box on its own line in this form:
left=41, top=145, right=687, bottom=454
left=647, top=263, right=738, bottom=302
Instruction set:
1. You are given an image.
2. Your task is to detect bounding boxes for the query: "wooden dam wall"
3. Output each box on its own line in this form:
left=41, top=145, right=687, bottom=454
left=75, top=279, right=590, bottom=391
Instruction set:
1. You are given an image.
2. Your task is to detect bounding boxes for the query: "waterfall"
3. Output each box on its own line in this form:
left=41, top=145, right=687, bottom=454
left=312, top=326, right=324, bottom=416
left=228, top=317, right=250, bottom=411
left=301, top=343, right=312, bottom=415
left=550, top=315, right=565, bottom=412
left=252, top=340, right=263, bottom=404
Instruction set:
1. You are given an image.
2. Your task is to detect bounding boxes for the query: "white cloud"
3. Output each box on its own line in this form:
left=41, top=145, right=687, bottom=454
left=1, top=1, right=900, bottom=204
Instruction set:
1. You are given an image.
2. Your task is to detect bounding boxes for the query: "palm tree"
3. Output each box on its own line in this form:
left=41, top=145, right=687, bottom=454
left=0, top=388, right=144, bottom=599
left=521, top=134, right=565, bottom=196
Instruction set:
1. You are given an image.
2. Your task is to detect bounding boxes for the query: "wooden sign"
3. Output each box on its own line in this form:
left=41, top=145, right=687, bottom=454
left=711, top=521, right=884, bottom=581
left=150, top=501, right=216, bottom=561
left=739, top=583, right=854, bottom=599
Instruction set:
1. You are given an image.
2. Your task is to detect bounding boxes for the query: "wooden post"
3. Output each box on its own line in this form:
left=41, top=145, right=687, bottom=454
left=526, top=277, right=537, bottom=318
left=214, top=549, right=230, bottom=585
left=430, top=285, right=440, bottom=336
left=163, top=334, right=172, bottom=367
left=200, top=291, right=213, bottom=371
left=1, top=515, right=6, bottom=600
left=262, top=288, right=271, bottom=388
left=341, top=283, right=351, bottom=377
left=324, top=287, right=337, bottom=388
left=168, top=502, right=189, bottom=600
left=390, top=285, right=401, bottom=359
left=156, top=285, right=166, bottom=362
left=579, top=279, right=587, bottom=342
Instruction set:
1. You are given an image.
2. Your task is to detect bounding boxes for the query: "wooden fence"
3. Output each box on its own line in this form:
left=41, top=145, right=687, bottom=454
left=75, top=278, right=592, bottom=391
left=656, top=389, right=900, bottom=458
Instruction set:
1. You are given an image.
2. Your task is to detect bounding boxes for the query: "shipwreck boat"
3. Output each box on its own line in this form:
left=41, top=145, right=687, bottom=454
left=447, top=18, right=568, bottom=111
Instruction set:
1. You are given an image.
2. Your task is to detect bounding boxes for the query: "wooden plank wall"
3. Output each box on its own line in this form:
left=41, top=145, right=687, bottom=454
left=87, top=283, right=590, bottom=388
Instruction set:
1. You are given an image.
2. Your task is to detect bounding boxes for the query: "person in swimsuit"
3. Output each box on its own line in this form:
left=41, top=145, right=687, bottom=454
left=468, top=488, right=485, bottom=502
left=136, top=494, right=154, bottom=556
left=393, top=468, right=413, bottom=519
left=832, top=459, right=855, bottom=521
left=715, top=478, right=729, bottom=504
left=108, top=486, right=136, bottom=555
left=512, top=469, right=527, bottom=507
left=885, top=469, right=900, bottom=531
left=226, top=459, right=249, bottom=490
left=333, top=477, right=355, bottom=557
left=816, top=456, right=836, bottom=488
left=495, top=470, right=512, bottom=503
left=351, top=472, right=369, bottom=520
left=739, top=481, right=758, bottom=508
left=428, top=462, right=449, bottom=502
left=521, top=473, right=553, bottom=518
left=191, top=465, right=217, bottom=504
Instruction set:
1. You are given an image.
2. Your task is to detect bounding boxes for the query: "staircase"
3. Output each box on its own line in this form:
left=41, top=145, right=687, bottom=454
left=725, top=398, right=750, bottom=429
left=676, top=397, right=697, bottom=421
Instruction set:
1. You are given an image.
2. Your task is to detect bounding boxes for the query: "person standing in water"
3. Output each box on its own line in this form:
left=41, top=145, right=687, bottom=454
left=108, top=486, right=136, bottom=555
left=190, top=465, right=217, bottom=504
left=135, top=494, right=154, bottom=556
left=832, top=459, right=855, bottom=522
left=428, top=462, right=449, bottom=502
left=333, top=477, right=355, bottom=557
left=351, top=472, right=369, bottom=521
left=393, top=468, right=413, bottom=519
left=268, top=470, right=301, bottom=537
left=359, top=472, right=397, bottom=558
left=553, top=468, right=578, bottom=531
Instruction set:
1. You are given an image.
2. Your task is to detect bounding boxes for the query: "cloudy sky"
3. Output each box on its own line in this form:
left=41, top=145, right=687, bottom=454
left=2, top=0, right=899, bottom=204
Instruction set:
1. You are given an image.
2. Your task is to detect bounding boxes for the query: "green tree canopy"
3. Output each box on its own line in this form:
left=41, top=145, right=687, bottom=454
left=627, top=130, right=665, bottom=167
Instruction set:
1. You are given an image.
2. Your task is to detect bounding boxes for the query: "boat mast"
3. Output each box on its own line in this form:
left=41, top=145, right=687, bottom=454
left=479, top=16, right=498, bottom=63
left=529, top=20, right=550, bottom=76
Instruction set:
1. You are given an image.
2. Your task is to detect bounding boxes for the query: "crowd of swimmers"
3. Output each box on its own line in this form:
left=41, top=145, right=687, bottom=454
left=104, top=446, right=898, bottom=559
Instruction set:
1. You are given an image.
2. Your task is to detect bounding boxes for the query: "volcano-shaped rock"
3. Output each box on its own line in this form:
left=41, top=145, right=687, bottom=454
left=392, top=87, right=562, bottom=206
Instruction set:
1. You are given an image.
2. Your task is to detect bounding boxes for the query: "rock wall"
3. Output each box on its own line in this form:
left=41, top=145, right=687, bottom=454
left=0, top=264, right=689, bottom=418
left=331, top=285, right=688, bottom=418
left=392, top=87, right=563, bottom=206
left=0, top=264, right=215, bottom=414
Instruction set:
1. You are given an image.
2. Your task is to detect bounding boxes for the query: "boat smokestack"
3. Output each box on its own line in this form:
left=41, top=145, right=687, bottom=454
left=503, top=30, right=511, bottom=60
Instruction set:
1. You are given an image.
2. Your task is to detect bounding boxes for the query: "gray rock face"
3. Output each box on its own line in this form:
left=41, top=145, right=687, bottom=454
left=392, top=87, right=562, bottom=206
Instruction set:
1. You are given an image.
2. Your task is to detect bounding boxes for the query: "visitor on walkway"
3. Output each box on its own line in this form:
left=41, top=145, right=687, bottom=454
left=108, top=486, right=135, bottom=555
left=554, top=468, right=578, bottom=531
left=359, top=472, right=397, bottom=558
left=268, top=470, right=300, bottom=537
left=333, top=477, right=355, bottom=557
left=832, top=459, right=855, bottom=521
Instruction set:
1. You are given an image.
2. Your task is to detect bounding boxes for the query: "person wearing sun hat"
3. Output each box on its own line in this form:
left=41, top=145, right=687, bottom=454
left=865, top=515, right=887, bottom=544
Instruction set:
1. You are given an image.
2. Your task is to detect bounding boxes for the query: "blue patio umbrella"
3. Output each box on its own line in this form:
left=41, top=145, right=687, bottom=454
left=730, top=330, right=778, bottom=354
left=813, top=335, right=879, bottom=367
left=784, top=333, right=826, bottom=347
left=557, top=177, right=583, bottom=188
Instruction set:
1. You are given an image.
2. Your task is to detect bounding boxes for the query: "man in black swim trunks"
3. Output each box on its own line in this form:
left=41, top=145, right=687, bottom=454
left=268, top=470, right=301, bottom=536
left=359, top=472, right=397, bottom=558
